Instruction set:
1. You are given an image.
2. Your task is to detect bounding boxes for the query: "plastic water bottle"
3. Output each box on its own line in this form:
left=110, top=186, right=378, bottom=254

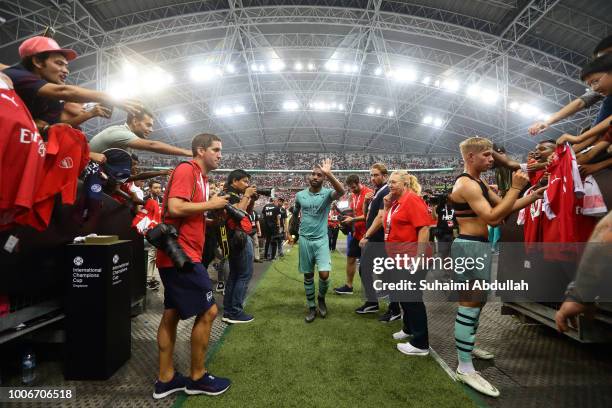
left=21, top=351, right=36, bottom=384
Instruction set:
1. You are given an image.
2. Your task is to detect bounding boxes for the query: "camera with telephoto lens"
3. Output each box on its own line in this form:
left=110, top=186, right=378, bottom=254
left=256, top=188, right=272, bottom=196
left=145, top=223, right=194, bottom=273
left=335, top=200, right=355, bottom=235
left=216, top=191, right=248, bottom=222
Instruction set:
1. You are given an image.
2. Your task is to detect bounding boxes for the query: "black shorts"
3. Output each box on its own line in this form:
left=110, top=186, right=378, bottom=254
left=347, top=235, right=362, bottom=258
left=159, top=262, right=215, bottom=320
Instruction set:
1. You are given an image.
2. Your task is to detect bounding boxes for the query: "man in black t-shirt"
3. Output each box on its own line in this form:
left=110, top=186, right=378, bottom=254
left=262, top=198, right=281, bottom=260
left=276, top=198, right=288, bottom=257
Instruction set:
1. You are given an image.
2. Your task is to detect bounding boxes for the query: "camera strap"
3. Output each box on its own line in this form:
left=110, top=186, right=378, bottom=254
left=219, top=225, right=230, bottom=258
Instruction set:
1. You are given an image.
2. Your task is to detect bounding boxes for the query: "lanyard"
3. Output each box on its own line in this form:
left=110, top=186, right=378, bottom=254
left=351, top=190, right=361, bottom=211
left=384, top=200, right=401, bottom=239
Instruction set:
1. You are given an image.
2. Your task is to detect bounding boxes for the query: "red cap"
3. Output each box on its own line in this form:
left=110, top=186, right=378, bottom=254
left=18, top=36, right=77, bottom=61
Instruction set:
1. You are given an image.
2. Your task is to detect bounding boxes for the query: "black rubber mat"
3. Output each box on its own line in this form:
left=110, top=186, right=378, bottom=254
left=424, top=258, right=612, bottom=408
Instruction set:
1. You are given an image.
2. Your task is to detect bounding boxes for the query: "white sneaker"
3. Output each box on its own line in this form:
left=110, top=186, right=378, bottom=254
left=396, top=342, right=429, bottom=356
left=472, top=348, right=495, bottom=360
left=455, top=369, right=500, bottom=397
left=392, top=329, right=412, bottom=340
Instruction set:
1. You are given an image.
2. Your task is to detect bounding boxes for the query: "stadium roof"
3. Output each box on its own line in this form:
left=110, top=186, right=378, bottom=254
left=1, top=0, right=610, bottom=154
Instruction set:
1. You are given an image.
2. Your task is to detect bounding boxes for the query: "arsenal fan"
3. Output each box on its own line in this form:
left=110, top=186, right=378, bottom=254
left=2, top=36, right=142, bottom=133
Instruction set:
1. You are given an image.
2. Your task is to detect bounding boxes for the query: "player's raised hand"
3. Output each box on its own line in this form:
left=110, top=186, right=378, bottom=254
left=319, top=158, right=333, bottom=176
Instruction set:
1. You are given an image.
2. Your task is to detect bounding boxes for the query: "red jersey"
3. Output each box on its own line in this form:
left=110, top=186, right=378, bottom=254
left=349, top=186, right=372, bottom=240
left=15, top=125, right=89, bottom=231
left=0, top=83, right=46, bottom=229
left=157, top=161, right=208, bottom=268
left=384, top=191, right=435, bottom=257
left=132, top=198, right=162, bottom=235
left=543, top=144, right=584, bottom=243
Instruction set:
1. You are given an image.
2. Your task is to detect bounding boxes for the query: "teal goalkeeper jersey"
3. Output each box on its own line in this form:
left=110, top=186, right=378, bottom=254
left=295, top=187, right=334, bottom=240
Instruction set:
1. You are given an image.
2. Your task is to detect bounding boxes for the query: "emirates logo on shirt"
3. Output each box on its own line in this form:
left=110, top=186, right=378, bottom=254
left=59, top=157, right=74, bottom=169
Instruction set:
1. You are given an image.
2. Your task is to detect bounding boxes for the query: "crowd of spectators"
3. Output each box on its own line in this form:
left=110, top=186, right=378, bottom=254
left=136, top=152, right=462, bottom=171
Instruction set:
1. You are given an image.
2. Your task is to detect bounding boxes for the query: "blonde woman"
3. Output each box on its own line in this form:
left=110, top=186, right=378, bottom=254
left=383, top=171, right=434, bottom=356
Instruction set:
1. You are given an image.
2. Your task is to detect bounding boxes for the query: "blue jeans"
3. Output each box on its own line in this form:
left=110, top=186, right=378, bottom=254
left=223, top=235, right=254, bottom=317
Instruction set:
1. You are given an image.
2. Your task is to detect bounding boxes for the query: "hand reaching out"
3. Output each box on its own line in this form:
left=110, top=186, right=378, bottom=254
left=318, top=158, right=333, bottom=176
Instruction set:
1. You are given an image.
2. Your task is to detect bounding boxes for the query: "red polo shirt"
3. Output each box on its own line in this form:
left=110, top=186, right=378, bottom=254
left=384, top=191, right=435, bottom=257
left=157, top=161, right=208, bottom=268
left=350, top=185, right=372, bottom=240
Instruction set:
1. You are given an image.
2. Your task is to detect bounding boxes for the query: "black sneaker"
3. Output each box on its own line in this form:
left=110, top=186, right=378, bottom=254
left=305, top=307, right=317, bottom=323
left=185, top=372, right=231, bottom=396
left=317, top=296, right=327, bottom=318
left=379, top=309, right=402, bottom=323
left=333, top=285, right=353, bottom=295
left=153, top=371, right=188, bottom=399
left=355, top=302, right=380, bottom=314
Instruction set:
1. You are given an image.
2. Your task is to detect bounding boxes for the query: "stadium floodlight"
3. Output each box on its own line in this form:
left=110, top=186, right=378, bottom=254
left=422, top=76, right=431, bottom=85
left=190, top=65, right=222, bottom=81
left=351, top=64, right=359, bottom=73
left=374, top=66, right=383, bottom=76
left=251, top=63, right=258, bottom=71
left=375, top=108, right=382, bottom=115
left=283, top=101, right=299, bottom=110
left=294, top=62, right=303, bottom=71
left=325, top=60, right=339, bottom=72
left=395, top=68, right=417, bottom=82
left=269, top=59, right=285, bottom=72
left=122, top=62, right=138, bottom=79
left=166, top=114, right=186, bottom=126
left=434, top=79, right=440, bottom=87
left=442, top=78, right=460, bottom=92
left=330, top=102, right=337, bottom=109
left=466, top=84, right=480, bottom=98
left=481, top=89, right=498, bottom=105
left=509, top=101, right=520, bottom=111
left=233, top=105, right=245, bottom=114
left=307, top=62, right=316, bottom=71
left=215, top=106, right=232, bottom=116
left=108, top=81, right=132, bottom=100
left=423, top=116, right=433, bottom=125
left=338, top=104, right=345, bottom=111
left=343, top=64, right=353, bottom=73
left=226, top=64, right=235, bottom=74
left=366, top=106, right=375, bottom=114
left=539, top=112, right=551, bottom=121
left=519, top=103, right=535, bottom=117
left=387, top=110, right=394, bottom=117
left=433, top=118, right=444, bottom=127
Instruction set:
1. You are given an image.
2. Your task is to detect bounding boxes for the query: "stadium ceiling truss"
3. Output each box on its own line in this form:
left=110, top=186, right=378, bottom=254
left=1, top=0, right=610, bottom=154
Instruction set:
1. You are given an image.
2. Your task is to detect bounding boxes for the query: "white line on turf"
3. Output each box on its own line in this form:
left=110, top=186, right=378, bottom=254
left=429, top=347, right=457, bottom=381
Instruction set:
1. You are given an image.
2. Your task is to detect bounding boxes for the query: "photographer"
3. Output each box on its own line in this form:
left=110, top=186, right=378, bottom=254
left=277, top=198, right=288, bottom=257
left=262, top=198, right=281, bottom=260
left=153, top=134, right=232, bottom=399
left=221, top=169, right=258, bottom=324
left=328, top=202, right=341, bottom=251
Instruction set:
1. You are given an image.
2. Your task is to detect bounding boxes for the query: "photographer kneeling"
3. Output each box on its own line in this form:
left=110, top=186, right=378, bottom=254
left=151, top=134, right=232, bottom=398
left=221, top=169, right=258, bottom=324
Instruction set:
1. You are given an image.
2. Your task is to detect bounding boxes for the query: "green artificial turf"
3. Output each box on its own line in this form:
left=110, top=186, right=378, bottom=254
left=178, top=244, right=476, bottom=408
